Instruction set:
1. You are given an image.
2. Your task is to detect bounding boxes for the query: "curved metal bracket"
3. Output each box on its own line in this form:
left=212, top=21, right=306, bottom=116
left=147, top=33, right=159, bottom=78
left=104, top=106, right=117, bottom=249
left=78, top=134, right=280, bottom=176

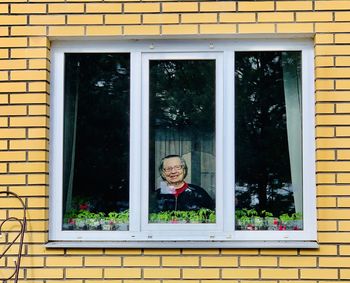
left=0, top=191, right=27, bottom=283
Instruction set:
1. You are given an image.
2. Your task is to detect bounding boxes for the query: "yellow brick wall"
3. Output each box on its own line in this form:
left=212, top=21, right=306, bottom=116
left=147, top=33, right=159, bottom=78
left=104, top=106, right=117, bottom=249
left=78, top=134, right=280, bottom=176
left=0, top=0, right=350, bottom=281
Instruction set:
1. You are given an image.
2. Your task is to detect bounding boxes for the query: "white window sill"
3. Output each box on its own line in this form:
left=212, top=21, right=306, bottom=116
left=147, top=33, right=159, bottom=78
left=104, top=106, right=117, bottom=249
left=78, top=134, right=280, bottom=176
left=46, top=240, right=319, bottom=249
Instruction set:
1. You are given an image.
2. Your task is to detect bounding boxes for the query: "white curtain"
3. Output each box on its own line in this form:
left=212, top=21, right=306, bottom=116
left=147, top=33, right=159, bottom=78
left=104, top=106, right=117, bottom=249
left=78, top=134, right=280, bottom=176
left=281, top=52, right=302, bottom=214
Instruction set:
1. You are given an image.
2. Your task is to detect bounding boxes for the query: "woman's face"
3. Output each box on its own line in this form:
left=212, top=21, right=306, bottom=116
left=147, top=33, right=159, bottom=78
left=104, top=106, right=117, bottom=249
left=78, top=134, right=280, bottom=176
left=162, top=157, right=185, bottom=186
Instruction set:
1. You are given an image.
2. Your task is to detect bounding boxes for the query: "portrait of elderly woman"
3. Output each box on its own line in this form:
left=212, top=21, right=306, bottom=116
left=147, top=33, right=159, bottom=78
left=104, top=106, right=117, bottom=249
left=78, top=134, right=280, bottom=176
left=151, top=154, right=214, bottom=213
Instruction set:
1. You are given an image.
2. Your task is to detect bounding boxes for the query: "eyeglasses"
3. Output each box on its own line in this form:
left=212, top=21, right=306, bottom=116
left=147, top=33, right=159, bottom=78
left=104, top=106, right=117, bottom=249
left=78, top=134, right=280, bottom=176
left=163, top=165, right=183, bottom=173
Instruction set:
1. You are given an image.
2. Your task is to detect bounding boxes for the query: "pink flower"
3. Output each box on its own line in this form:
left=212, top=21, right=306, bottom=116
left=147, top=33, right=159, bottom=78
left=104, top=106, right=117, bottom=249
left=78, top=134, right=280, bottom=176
left=79, top=203, right=89, bottom=210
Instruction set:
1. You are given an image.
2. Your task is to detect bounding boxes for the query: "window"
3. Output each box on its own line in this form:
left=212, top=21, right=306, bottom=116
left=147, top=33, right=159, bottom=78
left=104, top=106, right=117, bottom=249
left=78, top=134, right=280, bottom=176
left=49, top=40, right=316, bottom=246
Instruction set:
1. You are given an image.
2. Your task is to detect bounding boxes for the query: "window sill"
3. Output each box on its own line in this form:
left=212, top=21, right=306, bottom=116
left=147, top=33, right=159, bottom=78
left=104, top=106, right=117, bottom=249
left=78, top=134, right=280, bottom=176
left=46, top=240, right=319, bottom=249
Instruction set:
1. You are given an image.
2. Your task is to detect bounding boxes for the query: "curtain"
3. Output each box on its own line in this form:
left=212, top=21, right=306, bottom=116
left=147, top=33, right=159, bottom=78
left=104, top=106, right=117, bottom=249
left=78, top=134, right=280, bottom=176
left=281, top=52, right=303, bottom=214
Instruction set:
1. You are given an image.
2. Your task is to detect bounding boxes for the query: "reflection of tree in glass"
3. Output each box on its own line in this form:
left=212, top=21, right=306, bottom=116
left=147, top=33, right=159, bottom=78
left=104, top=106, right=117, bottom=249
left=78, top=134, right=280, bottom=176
left=150, top=60, right=215, bottom=131
left=235, top=52, right=294, bottom=216
left=64, top=53, right=130, bottom=214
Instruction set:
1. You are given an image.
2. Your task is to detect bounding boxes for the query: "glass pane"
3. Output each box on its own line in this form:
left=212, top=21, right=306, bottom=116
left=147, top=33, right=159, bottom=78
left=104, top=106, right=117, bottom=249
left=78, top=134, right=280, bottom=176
left=148, top=60, right=216, bottom=224
left=62, top=53, right=130, bottom=231
left=235, top=51, right=303, bottom=231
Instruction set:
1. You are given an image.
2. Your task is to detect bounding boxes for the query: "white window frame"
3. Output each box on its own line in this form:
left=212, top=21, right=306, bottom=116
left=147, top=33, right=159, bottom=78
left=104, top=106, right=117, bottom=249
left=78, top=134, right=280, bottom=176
left=49, top=39, right=316, bottom=247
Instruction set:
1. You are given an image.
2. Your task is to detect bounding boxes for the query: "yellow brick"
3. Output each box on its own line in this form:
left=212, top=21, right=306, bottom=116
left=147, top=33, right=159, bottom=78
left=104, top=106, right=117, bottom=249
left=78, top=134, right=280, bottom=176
left=85, top=256, right=121, bottom=266
left=0, top=49, right=9, bottom=59
left=182, top=268, right=219, bottom=279
left=10, top=93, right=48, bottom=104
left=200, top=1, right=235, bottom=12
left=316, top=103, right=334, bottom=113
left=0, top=94, right=8, bottom=104
left=341, top=269, right=350, bottom=279
left=27, top=244, right=64, bottom=255
left=10, top=117, right=48, bottom=127
left=26, top=268, right=63, bottom=279
left=336, top=56, right=350, bottom=67
left=220, top=13, right=256, bottom=23
left=0, top=4, right=8, bottom=13
left=86, top=3, right=122, bottom=13
left=317, top=150, right=335, bottom=160
left=0, top=82, right=26, bottom=93
left=0, top=59, right=26, bottom=70
left=0, top=71, right=8, bottom=80
left=11, top=70, right=48, bottom=81
left=11, top=48, right=49, bottom=59
left=337, top=79, right=350, bottom=90
left=29, top=37, right=50, bottom=48
left=316, top=23, right=350, bottom=33
left=261, top=269, right=298, bottom=279
left=316, top=57, right=334, bottom=67
left=29, top=105, right=49, bottom=115
left=0, top=174, right=26, bottom=185
left=11, top=4, right=46, bottom=13
left=339, top=220, right=350, bottom=230
left=317, top=115, right=350, bottom=125
left=317, top=91, right=350, bottom=102
left=143, top=14, right=179, bottom=24
left=338, top=150, right=350, bottom=160
left=317, top=173, right=336, bottom=183
left=0, top=141, right=7, bottom=150
left=0, top=38, right=27, bottom=48
left=11, top=26, right=46, bottom=36
left=318, top=161, right=350, bottom=172
left=124, top=256, right=160, bottom=266
left=105, top=249, right=142, bottom=255
left=28, top=128, right=48, bottom=139
left=258, top=12, right=294, bottom=22
left=0, top=151, right=26, bottom=161
left=260, top=249, right=297, bottom=255
left=162, top=256, right=199, bottom=266
left=0, top=15, right=26, bottom=25
left=317, top=67, right=350, bottom=79
left=201, top=256, right=237, bottom=267
left=163, top=2, right=198, bottom=12
left=66, top=249, right=104, bottom=255
left=335, top=34, right=350, bottom=44
left=315, top=80, right=334, bottom=90
left=144, top=268, right=181, bottom=279
left=0, top=129, right=26, bottom=139
left=30, top=15, right=65, bottom=25
left=49, top=26, right=85, bottom=36
left=279, top=257, right=317, bottom=267
left=29, top=58, right=48, bottom=71
left=10, top=139, right=47, bottom=150
left=182, top=249, right=219, bottom=255
left=124, top=3, right=160, bottom=13
left=238, top=1, right=274, bottom=11
left=67, top=268, right=103, bottom=279
left=222, top=269, right=259, bottom=279
left=164, top=281, right=197, bottom=283
left=340, top=245, right=350, bottom=255
left=319, top=208, right=350, bottom=219
left=301, top=268, right=338, bottom=279
left=338, top=197, right=350, bottom=207
left=0, top=105, right=27, bottom=116
left=277, top=23, right=314, bottom=33
left=0, top=27, right=8, bottom=36
left=318, top=220, right=337, bottom=231
left=335, top=11, right=350, bottom=21
left=239, top=24, right=275, bottom=33
left=318, top=185, right=350, bottom=196
left=277, top=1, right=312, bottom=11
left=124, top=26, right=160, bottom=36
left=315, top=34, right=334, bottom=44
left=316, top=1, right=350, bottom=11
left=10, top=162, right=47, bottom=173
left=67, top=15, right=103, bottom=25
left=48, top=3, right=84, bottom=13
left=200, top=24, right=236, bottom=34
left=15, top=256, right=45, bottom=267
left=104, top=268, right=141, bottom=279
left=46, top=256, right=83, bottom=267
left=143, top=249, right=180, bottom=255
left=316, top=45, right=350, bottom=56
left=162, top=25, right=197, bottom=35
left=182, top=13, right=217, bottom=23
left=0, top=117, right=8, bottom=127
left=297, top=12, right=333, bottom=22
left=317, top=196, right=337, bottom=207
left=105, top=15, right=141, bottom=25
left=240, top=256, right=277, bottom=267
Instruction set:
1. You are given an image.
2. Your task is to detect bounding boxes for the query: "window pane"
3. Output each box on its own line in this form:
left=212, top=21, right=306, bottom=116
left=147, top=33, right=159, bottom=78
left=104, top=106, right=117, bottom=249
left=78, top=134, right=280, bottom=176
left=148, top=60, right=216, bottom=224
left=235, top=51, right=303, bottom=231
left=62, top=53, right=130, bottom=231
